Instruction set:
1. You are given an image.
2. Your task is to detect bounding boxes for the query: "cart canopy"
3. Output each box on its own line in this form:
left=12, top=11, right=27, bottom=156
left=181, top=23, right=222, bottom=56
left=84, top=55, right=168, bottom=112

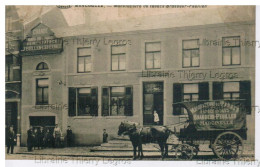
left=173, top=100, right=247, bottom=131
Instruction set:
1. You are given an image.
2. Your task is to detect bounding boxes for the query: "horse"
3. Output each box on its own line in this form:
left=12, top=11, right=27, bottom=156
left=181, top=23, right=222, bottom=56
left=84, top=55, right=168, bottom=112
left=118, top=121, right=170, bottom=160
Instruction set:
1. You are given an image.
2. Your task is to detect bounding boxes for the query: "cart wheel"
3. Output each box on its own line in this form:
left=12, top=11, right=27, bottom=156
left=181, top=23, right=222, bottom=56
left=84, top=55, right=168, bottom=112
left=213, top=132, right=243, bottom=160
left=175, top=144, right=194, bottom=160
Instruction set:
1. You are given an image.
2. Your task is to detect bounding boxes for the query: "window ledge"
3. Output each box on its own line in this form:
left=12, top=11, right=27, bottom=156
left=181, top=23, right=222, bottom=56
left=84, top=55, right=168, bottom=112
left=103, top=116, right=128, bottom=119
left=72, top=116, right=98, bottom=119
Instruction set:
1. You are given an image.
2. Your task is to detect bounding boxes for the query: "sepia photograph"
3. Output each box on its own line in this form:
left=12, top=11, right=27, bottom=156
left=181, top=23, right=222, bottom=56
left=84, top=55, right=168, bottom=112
left=5, top=5, right=255, bottom=162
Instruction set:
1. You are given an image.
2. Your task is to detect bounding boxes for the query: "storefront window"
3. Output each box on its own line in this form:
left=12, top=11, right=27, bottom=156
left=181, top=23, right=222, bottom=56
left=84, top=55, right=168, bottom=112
left=223, top=82, right=240, bottom=99
left=183, top=84, right=199, bottom=101
left=102, top=86, right=133, bottom=116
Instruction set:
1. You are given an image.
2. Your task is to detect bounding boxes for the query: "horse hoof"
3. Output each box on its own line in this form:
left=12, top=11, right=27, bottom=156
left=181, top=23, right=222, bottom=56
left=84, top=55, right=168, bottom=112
left=132, top=157, right=136, bottom=160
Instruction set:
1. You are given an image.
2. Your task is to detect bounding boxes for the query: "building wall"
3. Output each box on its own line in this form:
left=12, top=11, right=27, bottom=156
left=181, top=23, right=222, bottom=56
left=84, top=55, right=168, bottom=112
left=60, top=21, right=255, bottom=145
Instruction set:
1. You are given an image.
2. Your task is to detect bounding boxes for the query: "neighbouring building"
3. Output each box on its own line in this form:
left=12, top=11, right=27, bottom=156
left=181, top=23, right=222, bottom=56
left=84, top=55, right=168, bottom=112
left=5, top=6, right=23, bottom=146
left=19, top=6, right=255, bottom=147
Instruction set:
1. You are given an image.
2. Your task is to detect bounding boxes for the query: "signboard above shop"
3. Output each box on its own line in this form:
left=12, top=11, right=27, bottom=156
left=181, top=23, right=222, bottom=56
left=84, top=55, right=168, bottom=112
left=21, top=23, right=63, bottom=56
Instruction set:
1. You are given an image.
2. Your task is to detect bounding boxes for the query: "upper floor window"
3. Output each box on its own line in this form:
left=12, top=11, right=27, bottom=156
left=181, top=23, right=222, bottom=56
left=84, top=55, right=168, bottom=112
left=78, top=47, right=92, bottom=72
left=111, top=45, right=126, bottom=71
left=36, top=78, right=49, bottom=105
left=182, top=39, right=200, bottom=68
left=145, top=42, right=161, bottom=69
left=222, top=36, right=241, bottom=66
left=36, top=62, right=49, bottom=70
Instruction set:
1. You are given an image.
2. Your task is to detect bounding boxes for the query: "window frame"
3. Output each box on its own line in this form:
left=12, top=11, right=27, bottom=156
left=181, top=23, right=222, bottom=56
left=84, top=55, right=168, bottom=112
left=36, top=62, right=49, bottom=70
left=145, top=42, right=161, bottom=69
left=182, top=39, right=200, bottom=68
left=111, top=45, right=126, bottom=71
left=182, top=83, right=199, bottom=101
left=223, top=81, right=240, bottom=100
left=36, top=78, right=49, bottom=105
left=222, top=36, right=241, bottom=66
left=77, top=47, right=92, bottom=73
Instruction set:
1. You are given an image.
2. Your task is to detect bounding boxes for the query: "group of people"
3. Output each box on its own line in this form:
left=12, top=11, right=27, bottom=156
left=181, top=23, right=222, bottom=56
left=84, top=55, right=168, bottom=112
left=27, top=124, right=73, bottom=152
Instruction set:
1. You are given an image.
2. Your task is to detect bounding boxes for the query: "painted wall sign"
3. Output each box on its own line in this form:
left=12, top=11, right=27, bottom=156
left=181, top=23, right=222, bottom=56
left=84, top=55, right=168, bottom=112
left=21, top=23, right=63, bottom=55
left=179, top=100, right=246, bottom=131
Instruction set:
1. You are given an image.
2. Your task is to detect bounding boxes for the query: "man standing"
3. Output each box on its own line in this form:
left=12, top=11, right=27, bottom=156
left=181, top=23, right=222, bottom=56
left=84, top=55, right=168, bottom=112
left=53, top=124, right=62, bottom=148
left=66, top=126, right=73, bottom=147
left=6, top=125, right=16, bottom=154
left=27, top=126, right=34, bottom=152
left=38, top=127, right=45, bottom=149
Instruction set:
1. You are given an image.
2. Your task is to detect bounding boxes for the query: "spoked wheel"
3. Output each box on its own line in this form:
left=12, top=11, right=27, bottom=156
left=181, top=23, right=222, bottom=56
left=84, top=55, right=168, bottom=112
left=212, top=132, right=243, bottom=160
left=175, top=144, right=194, bottom=160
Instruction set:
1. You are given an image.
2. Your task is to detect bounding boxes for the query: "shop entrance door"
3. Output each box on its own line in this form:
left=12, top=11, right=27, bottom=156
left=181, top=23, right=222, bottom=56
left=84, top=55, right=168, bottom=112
left=143, top=82, right=163, bottom=125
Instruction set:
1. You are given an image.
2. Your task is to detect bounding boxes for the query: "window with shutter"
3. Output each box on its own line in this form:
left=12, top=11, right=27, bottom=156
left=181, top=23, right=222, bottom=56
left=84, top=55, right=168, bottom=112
left=240, top=81, right=251, bottom=114
left=125, top=86, right=133, bottom=116
left=173, top=83, right=182, bottom=115
left=213, top=82, right=223, bottom=100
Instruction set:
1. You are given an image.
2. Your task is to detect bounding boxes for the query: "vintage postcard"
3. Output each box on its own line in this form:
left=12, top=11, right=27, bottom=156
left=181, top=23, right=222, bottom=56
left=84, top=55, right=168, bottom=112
left=5, top=5, right=255, bottom=163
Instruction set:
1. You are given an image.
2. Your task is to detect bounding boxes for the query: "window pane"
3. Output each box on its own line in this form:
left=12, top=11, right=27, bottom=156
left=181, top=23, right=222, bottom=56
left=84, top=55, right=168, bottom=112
left=232, top=47, right=240, bottom=64
left=78, top=88, right=91, bottom=94
left=183, top=39, right=199, bottom=49
left=223, top=82, right=239, bottom=92
left=183, top=95, right=191, bottom=101
left=153, top=52, right=160, bottom=68
left=38, top=79, right=48, bottom=87
left=111, top=87, right=125, bottom=93
left=146, top=42, right=160, bottom=52
left=223, top=48, right=231, bottom=65
left=232, top=93, right=240, bottom=99
left=191, top=50, right=199, bottom=66
left=183, top=50, right=190, bottom=67
left=85, top=57, right=92, bottom=71
left=78, top=57, right=84, bottom=72
left=112, top=45, right=125, bottom=54
left=78, top=48, right=91, bottom=56
left=146, top=53, right=153, bottom=69
left=192, top=94, right=199, bottom=101
left=224, top=93, right=231, bottom=99
left=184, top=84, right=198, bottom=93
left=112, top=55, right=119, bottom=70
left=119, top=54, right=126, bottom=70
left=37, top=88, right=42, bottom=103
left=43, top=88, right=48, bottom=103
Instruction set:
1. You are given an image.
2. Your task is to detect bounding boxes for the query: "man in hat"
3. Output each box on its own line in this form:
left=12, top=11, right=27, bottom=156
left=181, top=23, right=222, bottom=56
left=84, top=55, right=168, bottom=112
left=66, top=126, right=73, bottom=147
left=27, top=126, right=34, bottom=151
left=6, top=125, right=16, bottom=154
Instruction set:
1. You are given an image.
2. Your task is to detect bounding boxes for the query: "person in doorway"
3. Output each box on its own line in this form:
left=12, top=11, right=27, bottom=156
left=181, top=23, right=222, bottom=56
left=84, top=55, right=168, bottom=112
left=66, top=126, right=73, bottom=147
left=153, top=110, right=160, bottom=125
left=103, top=129, right=108, bottom=143
left=53, top=124, right=62, bottom=148
left=27, top=126, right=34, bottom=152
left=6, top=125, right=16, bottom=154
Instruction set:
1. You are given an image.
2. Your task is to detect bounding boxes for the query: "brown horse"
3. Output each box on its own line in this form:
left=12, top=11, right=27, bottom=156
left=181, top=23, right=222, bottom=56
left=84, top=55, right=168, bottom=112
left=118, top=121, right=170, bottom=160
